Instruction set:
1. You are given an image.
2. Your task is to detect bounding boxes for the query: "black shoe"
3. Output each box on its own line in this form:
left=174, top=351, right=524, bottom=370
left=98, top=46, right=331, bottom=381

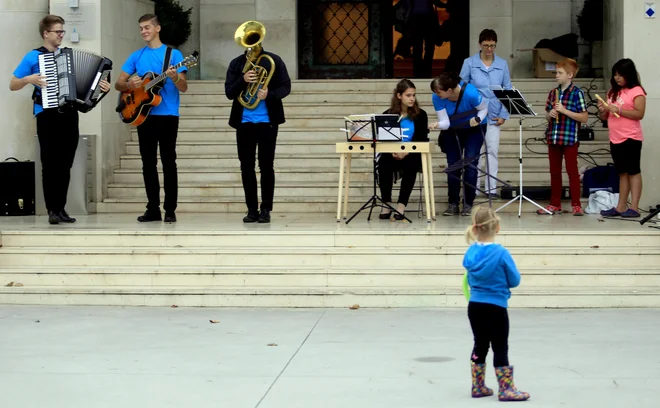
left=258, top=209, right=271, bottom=224
left=443, top=203, right=460, bottom=216
left=393, top=212, right=406, bottom=221
left=164, top=212, right=177, bottom=223
left=48, top=211, right=61, bottom=225
left=243, top=209, right=259, bottom=223
left=137, top=210, right=162, bottom=222
left=58, top=209, right=76, bottom=223
left=379, top=211, right=392, bottom=220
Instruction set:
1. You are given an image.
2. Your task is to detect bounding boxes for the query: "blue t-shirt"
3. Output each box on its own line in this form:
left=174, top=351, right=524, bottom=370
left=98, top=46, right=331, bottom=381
left=13, top=49, right=46, bottom=116
left=121, top=45, right=187, bottom=116
left=242, top=99, right=270, bottom=123
left=432, top=81, right=483, bottom=128
left=400, top=117, right=414, bottom=142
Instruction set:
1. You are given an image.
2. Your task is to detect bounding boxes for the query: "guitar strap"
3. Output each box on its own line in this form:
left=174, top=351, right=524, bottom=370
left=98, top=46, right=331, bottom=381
left=162, top=46, right=173, bottom=80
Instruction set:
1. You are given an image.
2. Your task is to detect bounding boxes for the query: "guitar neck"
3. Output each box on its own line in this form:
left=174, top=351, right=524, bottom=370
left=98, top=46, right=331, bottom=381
left=145, top=61, right=186, bottom=90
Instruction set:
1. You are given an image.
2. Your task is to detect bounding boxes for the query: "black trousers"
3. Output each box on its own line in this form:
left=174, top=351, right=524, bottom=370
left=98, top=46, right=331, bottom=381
left=378, top=153, right=420, bottom=206
left=36, top=108, right=79, bottom=213
left=409, top=14, right=437, bottom=78
left=236, top=123, right=278, bottom=211
left=468, top=301, right=510, bottom=367
left=137, top=115, right=179, bottom=213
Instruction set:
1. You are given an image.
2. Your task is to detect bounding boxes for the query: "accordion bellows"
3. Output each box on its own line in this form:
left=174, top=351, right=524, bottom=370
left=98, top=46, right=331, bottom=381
left=38, top=47, right=113, bottom=113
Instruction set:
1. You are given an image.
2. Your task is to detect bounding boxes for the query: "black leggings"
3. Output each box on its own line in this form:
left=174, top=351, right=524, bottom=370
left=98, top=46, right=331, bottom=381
left=378, top=153, right=420, bottom=206
left=468, top=301, right=509, bottom=367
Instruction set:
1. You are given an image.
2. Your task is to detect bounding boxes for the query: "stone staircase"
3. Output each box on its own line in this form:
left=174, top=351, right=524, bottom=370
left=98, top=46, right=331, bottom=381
left=96, top=79, right=611, bottom=214
left=1, top=218, right=659, bottom=307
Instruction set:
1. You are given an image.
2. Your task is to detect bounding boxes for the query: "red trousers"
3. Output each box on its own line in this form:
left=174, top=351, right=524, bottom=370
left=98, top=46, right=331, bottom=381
left=548, top=144, right=581, bottom=207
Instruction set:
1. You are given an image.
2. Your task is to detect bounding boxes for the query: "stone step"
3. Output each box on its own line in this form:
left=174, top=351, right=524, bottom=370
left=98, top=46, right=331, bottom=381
left=175, top=114, right=570, bottom=129
left=2, top=266, right=658, bottom=288
left=1, top=227, right=656, bottom=248
left=95, top=197, right=579, bottom=214
left=136, top=127, right=610, bottom=143
left=118, top=153, right=609, bottom=169
left=105, top=180, right=576, bottom=199
left=0, top=285, right=656, bottom=308
left=186, top=79, right=605, bottom=93
left=179, top=101, right=601, bottom=117
left=0, top=247, right=656, bottom=268
left=111, top=166, right=578, bottom=184
left=123, top=140, right=610, bottom=156
left=180, top=90, right=605, bottom=105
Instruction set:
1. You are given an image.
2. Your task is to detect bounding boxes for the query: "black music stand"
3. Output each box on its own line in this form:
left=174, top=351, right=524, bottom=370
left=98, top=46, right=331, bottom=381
left=344, top=115, right=411, bottom=224
left=492, top=88, right=551, bottom=216
left=640, top=205, right=660, bottom=229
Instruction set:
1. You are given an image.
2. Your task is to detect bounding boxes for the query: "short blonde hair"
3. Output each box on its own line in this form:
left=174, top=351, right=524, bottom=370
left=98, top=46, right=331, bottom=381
left=465, top=206, right=500, bottom=244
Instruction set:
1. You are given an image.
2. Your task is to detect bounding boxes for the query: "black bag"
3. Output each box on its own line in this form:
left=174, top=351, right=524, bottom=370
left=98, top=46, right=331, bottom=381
left=0, top=158, right=36, bottom=216
left=582, top=164, right=619, bottom=198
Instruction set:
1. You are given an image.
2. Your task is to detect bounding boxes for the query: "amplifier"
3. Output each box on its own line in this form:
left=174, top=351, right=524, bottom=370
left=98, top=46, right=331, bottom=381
left=0, top=158, right=35, bottom=216
left=501, top=186, right=571, bottom=200
left=578, top=127, right=595, bottom=141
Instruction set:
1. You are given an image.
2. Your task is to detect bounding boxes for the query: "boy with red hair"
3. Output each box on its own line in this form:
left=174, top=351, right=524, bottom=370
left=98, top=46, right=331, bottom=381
left=539, top=58, right=588, bottom=215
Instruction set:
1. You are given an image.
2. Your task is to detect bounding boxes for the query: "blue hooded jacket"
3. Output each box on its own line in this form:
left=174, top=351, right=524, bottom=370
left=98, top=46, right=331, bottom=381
left=463, top=243, right=521, bottom=308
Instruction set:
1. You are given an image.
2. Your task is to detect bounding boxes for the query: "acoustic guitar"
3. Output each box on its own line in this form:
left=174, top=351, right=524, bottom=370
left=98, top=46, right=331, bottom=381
left=116, top=51, right=199, bottom=126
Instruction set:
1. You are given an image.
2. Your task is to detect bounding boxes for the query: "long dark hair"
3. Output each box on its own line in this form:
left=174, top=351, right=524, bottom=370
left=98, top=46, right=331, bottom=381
left=608, top=58, right=646, bottom=101
left=389, top=79, right=420, bottom=120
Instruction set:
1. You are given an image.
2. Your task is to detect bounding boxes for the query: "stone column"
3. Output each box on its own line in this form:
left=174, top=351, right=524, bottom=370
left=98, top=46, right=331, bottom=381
left=511, top=0, right=572, bottom=77
left=469, top=0, right=513, bottom=71
left=622, top=1, right=660, bottom=208
left=1, top=0, right=49, bottom=161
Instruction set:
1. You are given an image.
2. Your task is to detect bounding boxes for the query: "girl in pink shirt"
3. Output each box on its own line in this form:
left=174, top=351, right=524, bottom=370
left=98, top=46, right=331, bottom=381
left=597, top=59, right=647, bottom=218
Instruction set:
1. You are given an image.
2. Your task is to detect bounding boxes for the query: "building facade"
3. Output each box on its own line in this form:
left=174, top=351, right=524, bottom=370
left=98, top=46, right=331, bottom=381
left=2, top=0, right=659, bottom=208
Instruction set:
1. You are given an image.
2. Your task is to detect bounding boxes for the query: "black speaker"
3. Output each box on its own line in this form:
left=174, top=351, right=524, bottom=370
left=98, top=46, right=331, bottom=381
left=0, top=157, right=35, bottom=216
left=501, top=186, right=571, bottom=200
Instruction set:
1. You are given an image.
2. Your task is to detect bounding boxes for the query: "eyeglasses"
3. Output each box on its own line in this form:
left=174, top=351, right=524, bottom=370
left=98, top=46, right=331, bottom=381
left=48, top=30, right=66, bottom=36
left=481, top=44, right=497, bottom=49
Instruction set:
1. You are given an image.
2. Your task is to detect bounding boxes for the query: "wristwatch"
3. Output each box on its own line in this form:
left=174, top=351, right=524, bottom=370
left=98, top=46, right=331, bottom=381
left=474, top=117, right=481, bottom=124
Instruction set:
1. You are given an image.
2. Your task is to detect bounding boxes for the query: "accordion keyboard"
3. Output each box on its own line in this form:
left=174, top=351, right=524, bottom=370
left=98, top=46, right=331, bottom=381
left=38, top=53, right=59, bottom=109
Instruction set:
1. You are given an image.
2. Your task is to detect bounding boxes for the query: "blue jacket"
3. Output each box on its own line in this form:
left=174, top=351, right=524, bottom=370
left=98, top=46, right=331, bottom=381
left=463, top=243, right=521, bottom=308
left=459, top=52, right=512, bottom=123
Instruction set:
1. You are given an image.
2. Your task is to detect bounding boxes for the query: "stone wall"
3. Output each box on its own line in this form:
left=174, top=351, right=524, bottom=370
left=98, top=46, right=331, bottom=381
left=622, top=1, right=660, bottom=208
left=199, top=0, right=297, bottom=80
left=2, top=0, right=49, bottom=162
left=48, top=0, right=153, bottom=203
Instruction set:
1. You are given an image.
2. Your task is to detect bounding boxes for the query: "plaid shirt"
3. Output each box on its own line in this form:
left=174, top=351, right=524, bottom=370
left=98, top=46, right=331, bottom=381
left=545, top=83, right=587, bottom=146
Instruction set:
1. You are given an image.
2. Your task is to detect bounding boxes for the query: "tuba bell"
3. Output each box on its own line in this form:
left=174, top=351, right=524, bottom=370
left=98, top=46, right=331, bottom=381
left=234, top=21, right=276, bottom=109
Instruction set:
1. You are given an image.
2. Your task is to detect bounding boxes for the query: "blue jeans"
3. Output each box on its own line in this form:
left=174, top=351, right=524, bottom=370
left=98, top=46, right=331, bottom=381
left=443, top=126, right=485, bottom=206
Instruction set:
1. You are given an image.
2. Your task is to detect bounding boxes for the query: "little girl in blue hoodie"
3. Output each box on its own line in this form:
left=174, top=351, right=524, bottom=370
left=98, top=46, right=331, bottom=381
left=463, top=206, right=530, bottom=402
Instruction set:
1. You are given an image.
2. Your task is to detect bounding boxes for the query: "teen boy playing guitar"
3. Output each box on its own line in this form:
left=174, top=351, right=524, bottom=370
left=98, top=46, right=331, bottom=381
left=115, top=14, right=188, bottom=223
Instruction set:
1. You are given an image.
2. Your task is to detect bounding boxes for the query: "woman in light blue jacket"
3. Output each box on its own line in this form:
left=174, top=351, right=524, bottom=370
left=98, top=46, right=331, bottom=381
left=459, top=29, right=512, bottom=199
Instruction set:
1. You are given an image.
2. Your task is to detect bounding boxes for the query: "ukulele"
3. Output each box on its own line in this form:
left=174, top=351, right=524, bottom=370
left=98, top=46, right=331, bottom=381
left=116, top=51, right=199, bottom=126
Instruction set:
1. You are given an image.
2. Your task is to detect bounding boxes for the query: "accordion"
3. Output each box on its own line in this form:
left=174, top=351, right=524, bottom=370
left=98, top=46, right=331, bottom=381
left=38, top=47, right=113, bottom=113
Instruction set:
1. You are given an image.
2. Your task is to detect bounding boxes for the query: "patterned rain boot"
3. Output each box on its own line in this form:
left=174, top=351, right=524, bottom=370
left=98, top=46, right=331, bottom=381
left=495, top=365, right=530, bottom=401
left=471, top=362, right=494, bottom=398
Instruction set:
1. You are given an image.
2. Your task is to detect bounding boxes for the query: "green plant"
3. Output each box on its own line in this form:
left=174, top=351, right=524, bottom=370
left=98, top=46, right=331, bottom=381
left=577, top=0, right=604, bottom=42
left=151, top=0, right=193, bottom=48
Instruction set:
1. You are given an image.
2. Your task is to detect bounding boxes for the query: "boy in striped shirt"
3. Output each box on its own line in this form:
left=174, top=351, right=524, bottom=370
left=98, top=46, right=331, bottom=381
left=539, top=58, right=588, bottom=216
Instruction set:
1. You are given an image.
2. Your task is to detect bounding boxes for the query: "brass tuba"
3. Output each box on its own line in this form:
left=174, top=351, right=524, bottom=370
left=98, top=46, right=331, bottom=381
left=234, top=21, right=276, bottom=109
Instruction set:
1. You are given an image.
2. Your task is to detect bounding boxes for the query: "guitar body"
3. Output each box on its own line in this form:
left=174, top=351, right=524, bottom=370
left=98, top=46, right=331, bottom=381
left=116, top=72, right=163, bottom=126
